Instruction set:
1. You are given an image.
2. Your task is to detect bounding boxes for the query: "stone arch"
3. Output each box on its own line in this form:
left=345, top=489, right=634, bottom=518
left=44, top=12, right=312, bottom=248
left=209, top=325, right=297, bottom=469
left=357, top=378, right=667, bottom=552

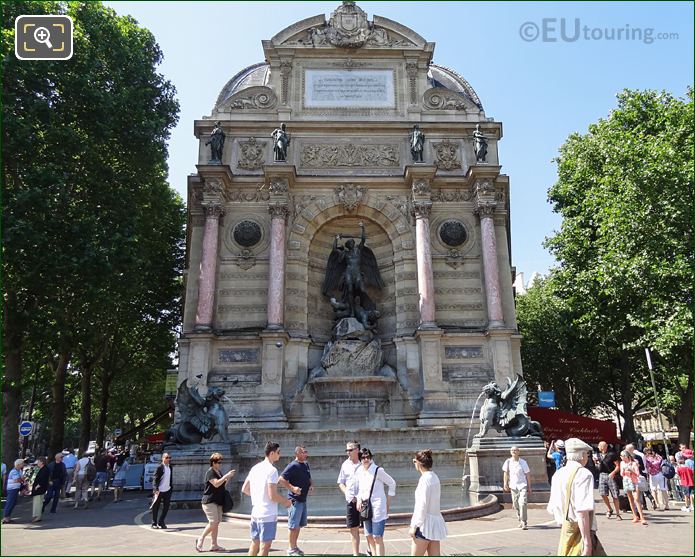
left=284, top=194, right=419, bottom=340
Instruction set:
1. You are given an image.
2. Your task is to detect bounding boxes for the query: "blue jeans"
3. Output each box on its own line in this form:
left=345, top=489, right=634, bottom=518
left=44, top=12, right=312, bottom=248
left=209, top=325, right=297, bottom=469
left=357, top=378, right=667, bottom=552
left=287, top=500, right=308, bottom=529
left=3, top=488, right=20, bottom=518
left=43, top=483, right=61, bottom=513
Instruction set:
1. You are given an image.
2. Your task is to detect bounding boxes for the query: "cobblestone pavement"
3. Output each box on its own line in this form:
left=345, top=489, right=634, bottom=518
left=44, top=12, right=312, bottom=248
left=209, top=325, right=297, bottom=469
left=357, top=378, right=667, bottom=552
left=1, top=491, right=693, bottom=555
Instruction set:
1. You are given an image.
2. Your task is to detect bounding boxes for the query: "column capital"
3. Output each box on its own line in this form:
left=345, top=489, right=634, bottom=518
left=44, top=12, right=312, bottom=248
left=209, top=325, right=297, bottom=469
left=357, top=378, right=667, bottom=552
left=412, top=200, right=432, bottom=219
left=268, top=202, right=290, bottom=221
left=201, top=201, right=224, bottom=218
left=474, top=199, right=497, bottom=218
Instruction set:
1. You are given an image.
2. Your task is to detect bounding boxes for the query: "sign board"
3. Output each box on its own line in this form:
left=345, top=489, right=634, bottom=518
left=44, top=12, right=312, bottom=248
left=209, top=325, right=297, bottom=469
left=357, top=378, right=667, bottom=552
left=304, top=69, right=395, bottom=108
left=18, top=421, right=34, bottom=437
left=114, top=428, right=122, bottom=437
left=538, top=391, right=556, bottom=408
left=165, top=371, right=178, bottom=397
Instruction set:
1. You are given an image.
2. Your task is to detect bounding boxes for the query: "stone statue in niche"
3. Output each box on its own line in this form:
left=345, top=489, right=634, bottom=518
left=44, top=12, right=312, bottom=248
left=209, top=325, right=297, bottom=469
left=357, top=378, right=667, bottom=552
left=409, top=124, right=425, bottom=163
left=272, top=123, right=290, bottom=162
left=473, top=124, right=488, bottom=163
left=322, top=221, right=384, bottom=323
left=474, top=374, right=542, bottom=438
left=165, top=379, right=230, bottom=444
left=205, top=121, right=225, bottom=163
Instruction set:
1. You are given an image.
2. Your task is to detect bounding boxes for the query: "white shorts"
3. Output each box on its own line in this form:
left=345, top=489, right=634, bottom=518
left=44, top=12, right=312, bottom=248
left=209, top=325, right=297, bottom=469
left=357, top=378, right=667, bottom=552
left=649, top=472, right=667, bottom=491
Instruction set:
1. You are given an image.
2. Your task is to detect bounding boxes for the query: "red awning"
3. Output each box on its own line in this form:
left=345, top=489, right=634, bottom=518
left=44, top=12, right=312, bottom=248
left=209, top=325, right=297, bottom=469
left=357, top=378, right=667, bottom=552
left=528, top=407, right=621, bottom=444
left=145, top=431, right=165, bottom=443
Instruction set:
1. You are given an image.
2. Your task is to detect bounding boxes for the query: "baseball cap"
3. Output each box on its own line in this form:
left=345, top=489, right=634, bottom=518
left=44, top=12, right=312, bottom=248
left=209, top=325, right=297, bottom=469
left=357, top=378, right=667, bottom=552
left=555, top=440, right=565, bottom=448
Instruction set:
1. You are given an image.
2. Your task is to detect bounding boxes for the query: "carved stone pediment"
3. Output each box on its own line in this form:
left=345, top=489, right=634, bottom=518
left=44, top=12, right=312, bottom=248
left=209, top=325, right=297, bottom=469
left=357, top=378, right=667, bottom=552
left=280, top=3, right=416, bottom=48
left=218, top=86, right=277, bottom=111
left=423, top=87, right=474, bottom=111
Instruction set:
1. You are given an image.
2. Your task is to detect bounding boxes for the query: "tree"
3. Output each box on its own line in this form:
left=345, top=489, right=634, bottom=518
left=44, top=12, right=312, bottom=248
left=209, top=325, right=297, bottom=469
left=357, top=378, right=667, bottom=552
left=544, top=88, right=693, bottom=443
left=2, top=1, right=182, bottom=461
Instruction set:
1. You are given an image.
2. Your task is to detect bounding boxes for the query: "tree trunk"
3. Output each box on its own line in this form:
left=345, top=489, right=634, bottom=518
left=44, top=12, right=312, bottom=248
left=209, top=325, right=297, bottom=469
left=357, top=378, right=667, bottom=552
left=48, top=351, right=71, bottom=456
left=78, top=364, right=92, bottom=454
left=619, top=354, right=637, bottom=443
left=2, top=292, right=23, bottom=471
left=674, top=372, right=694, bottom=447
left=96, top=372, right=112, bottom=448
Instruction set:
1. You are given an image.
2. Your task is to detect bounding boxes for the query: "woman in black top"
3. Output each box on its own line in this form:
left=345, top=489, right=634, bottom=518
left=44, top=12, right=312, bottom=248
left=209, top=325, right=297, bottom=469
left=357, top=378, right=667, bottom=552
left=196, top=452, right=235, bottom=552
left=30, top=457, right=50, bottom=523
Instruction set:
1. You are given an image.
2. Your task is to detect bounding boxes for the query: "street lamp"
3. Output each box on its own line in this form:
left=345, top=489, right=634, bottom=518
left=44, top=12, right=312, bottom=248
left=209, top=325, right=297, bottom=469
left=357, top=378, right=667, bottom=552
left=645, top=348, right=670, bottom=458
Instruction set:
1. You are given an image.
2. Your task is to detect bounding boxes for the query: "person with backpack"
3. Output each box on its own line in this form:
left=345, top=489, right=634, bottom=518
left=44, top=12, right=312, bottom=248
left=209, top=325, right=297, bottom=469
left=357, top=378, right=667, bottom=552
left=645, top=446, right=670, bottom=511
left=73, top=452, right=95, bottom=509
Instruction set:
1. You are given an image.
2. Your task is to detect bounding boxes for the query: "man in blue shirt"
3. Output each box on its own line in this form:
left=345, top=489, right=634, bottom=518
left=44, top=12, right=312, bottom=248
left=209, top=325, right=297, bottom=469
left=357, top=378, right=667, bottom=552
left=280, top=446, right=313, bottom=556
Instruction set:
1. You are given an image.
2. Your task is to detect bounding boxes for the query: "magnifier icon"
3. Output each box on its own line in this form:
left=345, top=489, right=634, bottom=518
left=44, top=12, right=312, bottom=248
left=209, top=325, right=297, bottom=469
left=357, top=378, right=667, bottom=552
left=33, top=26, right=53, bottom=49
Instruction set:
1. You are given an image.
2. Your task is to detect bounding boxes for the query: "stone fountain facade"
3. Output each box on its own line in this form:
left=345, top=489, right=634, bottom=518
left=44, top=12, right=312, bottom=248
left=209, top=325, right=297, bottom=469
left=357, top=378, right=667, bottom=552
left=171, top=2, right=528, bottom=509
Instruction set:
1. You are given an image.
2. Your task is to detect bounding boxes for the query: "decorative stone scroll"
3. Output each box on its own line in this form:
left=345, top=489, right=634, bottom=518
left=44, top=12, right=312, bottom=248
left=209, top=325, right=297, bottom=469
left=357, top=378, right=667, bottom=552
left=300, top=143, right=399, bottom=168
left=224, top=86, right=277, bottom=110
left=433, top=139, right=462, bottom=171
left=237, top=138, right=266, bottom=170
left=423, top=88, right=469, bottom=111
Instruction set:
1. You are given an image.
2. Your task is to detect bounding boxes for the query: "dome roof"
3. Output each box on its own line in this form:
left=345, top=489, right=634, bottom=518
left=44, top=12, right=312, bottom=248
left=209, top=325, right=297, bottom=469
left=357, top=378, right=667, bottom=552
left=215, top=62, right=271, bottom=108
left=428, top=63, right=483, bottom=110
left=215, top=61, right=483, bottom=111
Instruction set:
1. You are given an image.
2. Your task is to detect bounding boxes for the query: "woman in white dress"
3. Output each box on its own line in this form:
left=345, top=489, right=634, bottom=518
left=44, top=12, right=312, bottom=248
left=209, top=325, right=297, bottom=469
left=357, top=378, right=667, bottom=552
left=356, top=448, right=397, bottom=557
left=409, top=449, right=447, bottom=556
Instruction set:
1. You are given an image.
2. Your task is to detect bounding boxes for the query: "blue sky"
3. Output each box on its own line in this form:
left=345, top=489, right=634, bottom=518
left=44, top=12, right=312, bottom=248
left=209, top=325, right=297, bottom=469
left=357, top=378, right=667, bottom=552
left=106, top=1, right=693, bottom=277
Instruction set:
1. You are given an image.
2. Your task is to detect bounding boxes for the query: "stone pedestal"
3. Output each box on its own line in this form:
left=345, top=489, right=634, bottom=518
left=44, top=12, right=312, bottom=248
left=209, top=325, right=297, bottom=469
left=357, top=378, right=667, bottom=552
left=466, top=436, right=550, bottom=503
left=167, top=443, right=236, bottom=504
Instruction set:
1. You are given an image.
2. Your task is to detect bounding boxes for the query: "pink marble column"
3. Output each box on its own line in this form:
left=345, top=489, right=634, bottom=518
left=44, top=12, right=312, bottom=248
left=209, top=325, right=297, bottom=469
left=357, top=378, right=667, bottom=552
left=195, top=203, right=223, bottom=330
left=266, top=204, right=289, bottom=329
left=478, top=207, right=504, bottom=328
left=413, top=201, right=436, bottom=327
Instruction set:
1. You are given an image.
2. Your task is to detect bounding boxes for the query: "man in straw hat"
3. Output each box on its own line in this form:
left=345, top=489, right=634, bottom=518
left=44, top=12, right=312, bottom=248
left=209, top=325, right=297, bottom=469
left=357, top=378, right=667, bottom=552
left=547, top=438, right=605, bottom=556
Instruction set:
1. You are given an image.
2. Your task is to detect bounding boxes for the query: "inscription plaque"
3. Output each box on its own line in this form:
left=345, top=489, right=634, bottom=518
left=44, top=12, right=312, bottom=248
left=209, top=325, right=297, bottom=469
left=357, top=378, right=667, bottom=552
left=444, top=346, right=484, bottom=359
left=218, top=349, right=260, bottom=364
left=305, top=70, right=395, bottom=108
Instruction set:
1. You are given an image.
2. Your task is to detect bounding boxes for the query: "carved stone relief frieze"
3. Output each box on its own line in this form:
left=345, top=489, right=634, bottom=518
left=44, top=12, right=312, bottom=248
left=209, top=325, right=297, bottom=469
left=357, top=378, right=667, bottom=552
left=433, top=139, right=462, bottom=171
left=411, top=179, right=431, bottom=197
left=431, top=187, right=475, bottom=203
left=237, top=138, right=266, bottom=170
left=226, top=186, right=270, bottom=203
left=300, top=143, right=400, bottom=168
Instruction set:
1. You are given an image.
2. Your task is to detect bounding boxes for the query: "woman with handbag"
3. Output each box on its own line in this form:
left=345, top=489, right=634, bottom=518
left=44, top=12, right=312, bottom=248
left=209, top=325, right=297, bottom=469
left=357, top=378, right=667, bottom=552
left=196, top=452, right=236, bottom=552
left=620, top=451, right=648, bottom=525
left=409, top=449, right=447, bottom=555
left=355, top=448, right=396, bottom=557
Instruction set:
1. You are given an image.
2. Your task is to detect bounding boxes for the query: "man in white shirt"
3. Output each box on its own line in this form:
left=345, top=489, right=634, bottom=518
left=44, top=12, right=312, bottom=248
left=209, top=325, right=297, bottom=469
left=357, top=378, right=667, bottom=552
left=337, top=441, right=363, bottom=556
left=503, top=446, right=532, bottom=529
left=242, top=442, right=295, bottom=557
left=151, top=453, right=173, bottom=529
left=547, top=438, right=598, bottom=556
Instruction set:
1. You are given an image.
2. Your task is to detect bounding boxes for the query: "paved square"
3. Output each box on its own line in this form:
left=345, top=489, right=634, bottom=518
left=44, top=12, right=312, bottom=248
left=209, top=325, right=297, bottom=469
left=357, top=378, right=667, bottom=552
left=1, top=491, right=692, bottom=555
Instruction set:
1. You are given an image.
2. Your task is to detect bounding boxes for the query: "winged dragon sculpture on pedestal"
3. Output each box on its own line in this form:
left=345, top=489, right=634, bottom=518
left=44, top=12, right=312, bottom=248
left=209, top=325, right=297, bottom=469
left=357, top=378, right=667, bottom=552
left=474, top=374, right=543, bottom=438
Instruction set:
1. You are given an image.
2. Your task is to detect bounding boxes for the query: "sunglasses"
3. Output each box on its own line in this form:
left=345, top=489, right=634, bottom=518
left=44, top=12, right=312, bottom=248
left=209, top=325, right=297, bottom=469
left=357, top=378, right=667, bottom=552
left=212, top=459, right=223, bottom=464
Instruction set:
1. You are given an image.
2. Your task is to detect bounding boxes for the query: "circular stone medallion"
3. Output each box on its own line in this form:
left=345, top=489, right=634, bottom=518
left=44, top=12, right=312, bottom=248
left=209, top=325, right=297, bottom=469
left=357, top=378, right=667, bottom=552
left=233, top=220, right=262, bottom=247
left=439, top=220, right=467, bottom=247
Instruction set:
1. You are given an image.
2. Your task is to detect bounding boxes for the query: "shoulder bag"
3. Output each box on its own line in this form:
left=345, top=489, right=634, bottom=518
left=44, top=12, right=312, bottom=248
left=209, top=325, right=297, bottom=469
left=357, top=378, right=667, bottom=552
left=359, top=466, right=380, bottom=521
left=557, top=467, right=606, bottom=556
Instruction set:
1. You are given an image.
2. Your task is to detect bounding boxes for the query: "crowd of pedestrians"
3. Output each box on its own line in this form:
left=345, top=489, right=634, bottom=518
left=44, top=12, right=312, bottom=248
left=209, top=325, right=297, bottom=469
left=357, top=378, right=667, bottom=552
left=1, top=445, right=132, bottom=523
left=545, top=437, right=694, bottom=555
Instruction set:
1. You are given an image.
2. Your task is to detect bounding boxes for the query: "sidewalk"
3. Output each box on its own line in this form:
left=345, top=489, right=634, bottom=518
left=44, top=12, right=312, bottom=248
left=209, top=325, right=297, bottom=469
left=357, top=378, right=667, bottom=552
left=1, top=491, right=693, bottom=555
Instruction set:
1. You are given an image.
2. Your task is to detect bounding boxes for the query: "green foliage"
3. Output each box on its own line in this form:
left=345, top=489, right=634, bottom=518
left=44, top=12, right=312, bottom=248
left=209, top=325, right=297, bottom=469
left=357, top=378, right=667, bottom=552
left=2, top=1, right=184, bottom=455
left=518, top=88, right=693, bottom=441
